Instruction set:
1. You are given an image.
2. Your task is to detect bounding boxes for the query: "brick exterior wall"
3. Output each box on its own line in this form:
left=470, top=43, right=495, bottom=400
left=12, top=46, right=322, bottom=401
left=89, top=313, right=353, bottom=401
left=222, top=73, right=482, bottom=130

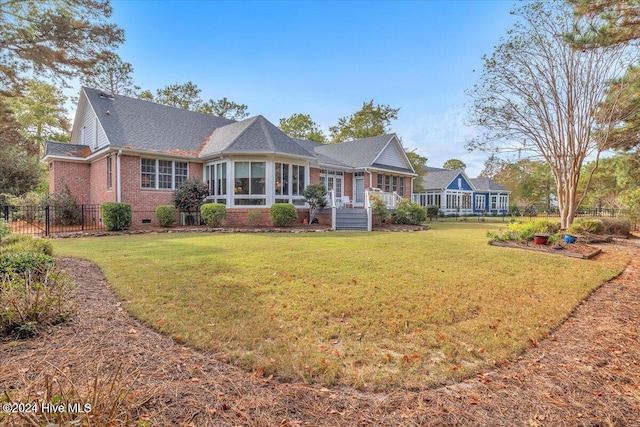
left=49, top=161, right=91, bottom=205
left=89, top=155, right=117, bottom=205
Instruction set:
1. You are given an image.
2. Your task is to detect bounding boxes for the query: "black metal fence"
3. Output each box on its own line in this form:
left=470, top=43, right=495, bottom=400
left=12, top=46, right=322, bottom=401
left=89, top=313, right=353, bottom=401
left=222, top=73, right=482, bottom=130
left=1, top=204, right=104, bottom=236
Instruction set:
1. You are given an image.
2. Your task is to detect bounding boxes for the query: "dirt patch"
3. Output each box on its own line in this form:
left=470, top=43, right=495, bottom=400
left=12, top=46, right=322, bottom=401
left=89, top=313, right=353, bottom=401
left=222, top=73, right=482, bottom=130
left=1, top=242, right=639, bottom=426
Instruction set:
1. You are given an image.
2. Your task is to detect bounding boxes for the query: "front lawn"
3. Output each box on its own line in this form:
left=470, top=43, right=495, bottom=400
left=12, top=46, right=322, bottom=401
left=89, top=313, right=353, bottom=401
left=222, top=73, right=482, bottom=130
left=52, top=223, right=629, bottom=390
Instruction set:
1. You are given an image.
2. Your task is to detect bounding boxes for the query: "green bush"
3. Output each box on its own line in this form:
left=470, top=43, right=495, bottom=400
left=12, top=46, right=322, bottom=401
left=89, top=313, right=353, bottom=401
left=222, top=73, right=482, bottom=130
left=579, top=219, right=604, bottom=234
left=567, top=223, right=584, bottom=236
left=0, top=252, right=56, bottom=277
left=155, top=205, right=176, bottom=227
left=270, top=203, right=297, bottom=227
left=246, top=210, right=263, bottom=227
left=395, top=199, right=427, bottom=225
left=370, top=195, right=390, bottom=224
left=488, top=220, right=561, bottom=243
left=0, top=234, right=53, bottom=255
left=1, top=268, right=75, bottom=338
left=0, top=219, right=10, bottom=240
left=425, top=205, right=439, bottom=221
left=101, top=202, right=132, bottom=231
left=200, top=203, right=227, bottom=227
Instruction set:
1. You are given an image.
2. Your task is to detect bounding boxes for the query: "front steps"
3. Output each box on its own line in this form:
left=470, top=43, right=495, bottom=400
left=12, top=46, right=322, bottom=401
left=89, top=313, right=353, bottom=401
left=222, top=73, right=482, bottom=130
left=335, top=208, right=368, bottom=231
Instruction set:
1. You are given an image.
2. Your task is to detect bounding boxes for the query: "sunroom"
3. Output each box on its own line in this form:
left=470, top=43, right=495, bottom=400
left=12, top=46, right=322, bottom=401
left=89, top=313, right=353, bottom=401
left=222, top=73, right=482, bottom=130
left=203, top=157, right=311, bottom=207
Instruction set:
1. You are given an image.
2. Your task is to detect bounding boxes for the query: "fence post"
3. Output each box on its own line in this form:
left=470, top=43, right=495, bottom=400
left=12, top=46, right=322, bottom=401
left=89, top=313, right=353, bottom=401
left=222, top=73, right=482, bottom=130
left=81, top=205, right=85, bottom=231
left=45, top=206, right=50, bottom=237
left=2, top=205, right=8, bottom=222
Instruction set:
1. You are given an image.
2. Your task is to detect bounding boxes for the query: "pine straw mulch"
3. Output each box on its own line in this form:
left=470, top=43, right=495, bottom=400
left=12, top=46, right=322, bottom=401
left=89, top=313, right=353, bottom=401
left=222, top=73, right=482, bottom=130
left=1, top=241, right=639, bottom=426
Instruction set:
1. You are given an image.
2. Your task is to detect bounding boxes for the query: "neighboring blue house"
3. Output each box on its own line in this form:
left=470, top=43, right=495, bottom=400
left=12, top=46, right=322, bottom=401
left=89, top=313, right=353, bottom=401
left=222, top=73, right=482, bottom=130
left=413, top=167, right=510, bottom=215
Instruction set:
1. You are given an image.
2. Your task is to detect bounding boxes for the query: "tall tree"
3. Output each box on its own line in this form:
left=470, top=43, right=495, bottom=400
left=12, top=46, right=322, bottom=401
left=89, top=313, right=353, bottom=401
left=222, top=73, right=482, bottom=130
left=6, top=79, right=70, bottom=154
left=569, top=0, right=640, bottom=48
left=0, top=100, right=40, bottom=195
left=466, top=1, right=630, bottom=228
left=569, top=1, right=640, bottom=151
left=0, top=0, right=124, bottom=95
left=278, top=113, right=326, bottom=142
left=81, top=52, right=139, bottom=96
left=405, top=149, right=428, bottom=193
left=442, top=158, right=466, bottom=170
left=142, top=81, right=249, bottom=120
left=199, top=97, right=249, bottom=121
left=329, top=100, right=399, bottom=142
left=478, top=154, right=504, bottom=178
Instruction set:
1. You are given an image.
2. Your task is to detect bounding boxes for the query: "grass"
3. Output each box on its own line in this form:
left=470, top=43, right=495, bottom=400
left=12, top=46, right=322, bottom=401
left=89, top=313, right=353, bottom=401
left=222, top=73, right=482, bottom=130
left=52, top=223, right=630, bottom=390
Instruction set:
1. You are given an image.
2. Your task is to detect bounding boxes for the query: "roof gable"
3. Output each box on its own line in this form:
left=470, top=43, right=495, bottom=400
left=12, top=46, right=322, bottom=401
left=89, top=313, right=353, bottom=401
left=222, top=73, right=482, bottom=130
left=201, top=116, right=313, bottom=158
left=314, top=134, right=415, bottom=173
left=422, top=167, right=475, bottom=191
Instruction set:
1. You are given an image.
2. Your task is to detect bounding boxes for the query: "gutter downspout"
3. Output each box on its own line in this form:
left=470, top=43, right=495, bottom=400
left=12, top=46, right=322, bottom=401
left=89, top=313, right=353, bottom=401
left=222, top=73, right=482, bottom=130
left=116, top=149, right=122, bottom=202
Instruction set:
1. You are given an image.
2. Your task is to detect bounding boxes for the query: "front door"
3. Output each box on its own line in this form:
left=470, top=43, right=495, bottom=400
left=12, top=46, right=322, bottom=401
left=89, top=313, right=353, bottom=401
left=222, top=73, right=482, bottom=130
left=354, top=176, right=364, bottom=207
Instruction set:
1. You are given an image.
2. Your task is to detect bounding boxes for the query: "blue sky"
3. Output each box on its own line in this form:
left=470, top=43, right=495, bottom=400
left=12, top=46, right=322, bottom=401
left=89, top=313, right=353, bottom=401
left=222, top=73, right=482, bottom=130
left=99, top=0, right=518, bottom=176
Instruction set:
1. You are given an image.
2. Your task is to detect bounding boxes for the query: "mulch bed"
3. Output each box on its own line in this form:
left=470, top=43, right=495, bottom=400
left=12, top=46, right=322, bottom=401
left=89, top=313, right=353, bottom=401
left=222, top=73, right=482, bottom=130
left=1, top=241, right=639, bottom=426
left=490, top=240, right=603, bottom=259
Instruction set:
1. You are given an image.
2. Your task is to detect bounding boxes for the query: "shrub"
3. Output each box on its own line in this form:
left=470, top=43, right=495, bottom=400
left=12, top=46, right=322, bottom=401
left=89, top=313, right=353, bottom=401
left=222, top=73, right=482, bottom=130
left=395, top=199, right=427, bottom=225
left=270, top=203, right=297, bottom=227
left=370, top=195, right=389, bottom=224
left=600, top=218, right=631, bottom=236
left=174, top=179, right=208, bottom=214
left=578, top=219, right=603, bottom=234
left=0, top=234, right=53, bottom=255
left=567, top=223, right=584, bottom=236
left=246, top=210, right=263, bottom=227
left=101, top=202, right=132, bottom=231
left=487, top=220, right=561, bottom=243
left=155, top=205, right=176, bottom=227
left=200, top=203, right=227, bottom=227
left=0, top=267, right=75, bottom=338
left=0, top=219, right=10, bottom=240
left=425, top=205, right=439, bottom=221
left=41, top=184, right=81, bottom=226
left=0, top=252, right=56, bottom=278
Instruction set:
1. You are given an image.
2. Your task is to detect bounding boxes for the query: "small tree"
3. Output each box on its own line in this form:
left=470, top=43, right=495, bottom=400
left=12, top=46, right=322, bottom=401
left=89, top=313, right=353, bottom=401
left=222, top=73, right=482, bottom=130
left=426, top=205, right=440, bottom=221
left=174, top=180, right=208, bottom=215
left=303, top=184, right=327, bottom=223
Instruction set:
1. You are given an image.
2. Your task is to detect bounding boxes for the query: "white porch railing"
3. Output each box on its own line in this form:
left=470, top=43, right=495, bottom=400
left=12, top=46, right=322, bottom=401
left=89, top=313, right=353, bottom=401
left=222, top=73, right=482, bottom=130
left=367, top=188, right=403, bottom=209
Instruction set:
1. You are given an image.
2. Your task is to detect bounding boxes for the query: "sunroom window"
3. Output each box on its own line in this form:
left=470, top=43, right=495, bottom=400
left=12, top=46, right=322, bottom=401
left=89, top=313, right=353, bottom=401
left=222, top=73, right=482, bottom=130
left=234, top=161, right=266, bottom=205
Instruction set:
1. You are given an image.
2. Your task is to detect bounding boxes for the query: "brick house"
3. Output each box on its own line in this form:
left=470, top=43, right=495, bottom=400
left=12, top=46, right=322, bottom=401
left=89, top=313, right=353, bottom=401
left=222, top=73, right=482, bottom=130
left=43, top=87, right=416, bottom=229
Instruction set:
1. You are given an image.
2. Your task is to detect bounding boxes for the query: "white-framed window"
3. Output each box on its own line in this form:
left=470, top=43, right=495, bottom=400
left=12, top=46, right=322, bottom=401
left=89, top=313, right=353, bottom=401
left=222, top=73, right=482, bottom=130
left=140, top=158, right=188, bottom=190
left=107, top=156, right=113, bottom=190
left=475, top=195, right=485, bottom=211
left=234, top=161, right=266, bottom=205
left=206, top=162, right=227, bottom=203
left=491, top=195, right=498, bottom=210
left=498, top=195, right=509, bottom=211
left=275, top=162, right=306, bottom=205
left=320, top=169, right=343, bottom=199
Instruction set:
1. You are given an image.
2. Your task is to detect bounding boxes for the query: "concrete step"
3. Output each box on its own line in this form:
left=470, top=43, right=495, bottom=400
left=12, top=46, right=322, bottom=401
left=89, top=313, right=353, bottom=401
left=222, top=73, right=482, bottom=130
left=335, top=208, right=368, bottom=231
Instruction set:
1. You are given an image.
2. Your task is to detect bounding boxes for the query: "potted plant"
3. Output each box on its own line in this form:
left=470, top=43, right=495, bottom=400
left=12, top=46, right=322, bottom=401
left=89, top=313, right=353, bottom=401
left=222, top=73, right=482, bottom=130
left=533, top=234, right=549, bottom=245
left=564, top=234, right=578, bottom=244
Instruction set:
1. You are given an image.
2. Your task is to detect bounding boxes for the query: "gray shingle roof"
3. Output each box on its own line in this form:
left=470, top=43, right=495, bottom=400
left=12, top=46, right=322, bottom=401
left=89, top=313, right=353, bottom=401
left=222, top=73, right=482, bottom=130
left=83, top=86, right=235, bottom=155
left=314, top=134, right=413, bottom=172
left=45, top=141, right=91, bottom=158
left=292, top=138, right=350, bottom=168
left=470, top=177, right=510, bottom=192
left=200, top=116, right=313, bottom=158
left=422, top=167, right=465, bottom=190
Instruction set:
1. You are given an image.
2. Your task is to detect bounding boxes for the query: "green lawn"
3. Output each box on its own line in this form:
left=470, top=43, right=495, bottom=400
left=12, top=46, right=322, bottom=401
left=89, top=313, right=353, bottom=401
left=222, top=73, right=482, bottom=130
left=53, top=223, right=630, bottom=390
